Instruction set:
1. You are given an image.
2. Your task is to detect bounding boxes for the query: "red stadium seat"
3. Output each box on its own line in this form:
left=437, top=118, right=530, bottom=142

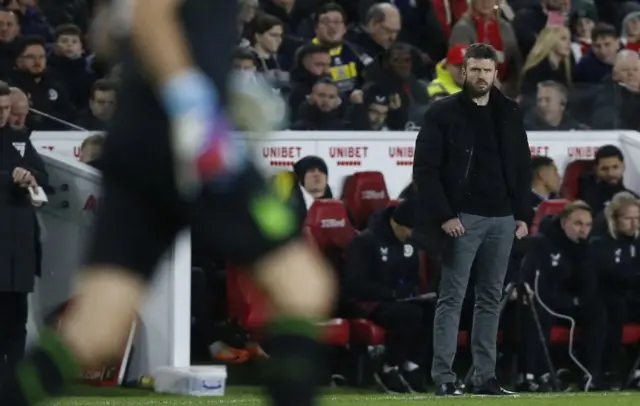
left=226, top=266, right=350, bottom=346
left=622, top=323, right=640, bottom=345
left=305, top=199, right=357, bottom=250
left=560, top=160, right=594, bottom=200
left=341, top=172, right=390, bottom=230
left=531, top=199, right=569, bottom=234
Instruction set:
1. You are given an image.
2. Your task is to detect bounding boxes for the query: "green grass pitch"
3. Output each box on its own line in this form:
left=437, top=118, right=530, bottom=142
left=50, top=385, right=640, bottom=405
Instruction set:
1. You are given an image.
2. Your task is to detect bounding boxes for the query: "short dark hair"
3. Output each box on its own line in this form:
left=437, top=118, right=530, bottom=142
left=382, top=42, right=411, bottom=65
left=0, top=80, right=10, bottom=96
left=294, top=43, right=329, bottom=67
left=54, top=24, right=82, bottom=41
left=15, top=35, right=46, bottom=58
left=313, top=76, right=336, bottom=88
left=249, top=13, right=283, bottom=44
left=530, top=156, right=555, bottom=176
left=463, top=43, right=498, bottom=66
left=314, top=2, right=346, bottom=25
left=90, top=79, right=117, bottom=99
left=592, top=23, right=617, bottom=42
left=595, top=144, right=624, bottom=164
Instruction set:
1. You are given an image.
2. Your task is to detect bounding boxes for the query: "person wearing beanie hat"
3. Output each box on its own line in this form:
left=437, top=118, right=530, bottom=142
left=344, top=197, right=434, bottom=394
left=293, top=155, right=329, bottom=199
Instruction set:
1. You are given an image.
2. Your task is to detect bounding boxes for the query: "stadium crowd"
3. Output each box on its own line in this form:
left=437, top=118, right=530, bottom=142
left=2, top=0, right=640, bottom=397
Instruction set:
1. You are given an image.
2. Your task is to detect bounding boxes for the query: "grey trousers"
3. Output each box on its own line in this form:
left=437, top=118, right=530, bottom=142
left=431, top=213, right=515, bottom=385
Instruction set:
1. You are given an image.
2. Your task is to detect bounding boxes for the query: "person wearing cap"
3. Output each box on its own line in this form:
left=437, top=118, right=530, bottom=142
left=344, top=198, right=433, bottom=394
left=427, top=44, right=466, bottom=98
left=346, top=84, right=390, bottom=131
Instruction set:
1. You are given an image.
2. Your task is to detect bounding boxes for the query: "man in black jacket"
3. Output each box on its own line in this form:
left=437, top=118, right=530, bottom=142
left=0, top=81, right=48, bottom=383
left=412, top=43, right=531, bottom=396
left=344, top=198, right=432, bottom=394
left=520, top=201, right=606, bottom=392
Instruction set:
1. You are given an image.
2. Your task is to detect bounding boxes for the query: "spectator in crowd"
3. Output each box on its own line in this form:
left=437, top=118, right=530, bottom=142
left=591, top=50, right=640, bottom=130
left=569, top=4, right=597, bottom=62
left=1, top=0, right=52, bottom=42
left=574, top=23, right=620, bottom=83
left=530, top=156, right=560, bottom=211
left=524, top=81, right=582, bottom=131
left=0, top=9, right=19, bottom=79
left=449, top=0, right=522, bottom=97
left=578, top=145, right=638, bottom=215
left=346, top=84, right=394, bottom=131
left=344, top=198, right=431, bottom=394
left=368, top=43, right=427, bottom=128
left=75, top=79, right=116, bottom=131
left=288, top=155, right=331, bottom=218
left=512, top=0, right=569, bottom=57
left=520, top=26, right=574, bottom=97
left=347, top=3, right=400, bottom=63
left=261, top=0, right=311, bottom=37
left=0, top=80, right=48, bottom=383
left=78, top=133, right=104, bottom=169
left=239, top=0, right=259, bottom=41
left=427, top=44, right=465, bottom=99
left=47, top=24, right=96, bottom=111
left=432, top=0, right=468, bottom=40
left=8, top=86, right=27, bottom=129
left=621, top=11, right=640, bottom=52
left=233, top=46, right=257, bottom=71
left=310, top=3, right=372, bottom=96
left=413, top=44, right=530, bottom=396
left=287, top=43, right=330, bottom=121
left=10, top=35, right=74, bottom=130
left=250, top=14, right=289, bottom=88
left=290, top=77, right=345, bottom=130
left=520, top=200, right=607, bottom=392
left=585, top=192, right=640, bottom=389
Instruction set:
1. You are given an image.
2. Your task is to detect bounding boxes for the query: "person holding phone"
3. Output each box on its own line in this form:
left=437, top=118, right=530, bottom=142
left=0, top=80, right=48, bottom=384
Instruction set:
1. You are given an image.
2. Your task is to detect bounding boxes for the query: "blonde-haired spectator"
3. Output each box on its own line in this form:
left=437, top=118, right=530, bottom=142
left=584, top=191, right=640, bottom=387
left=521, top=26, right=574, bottom=96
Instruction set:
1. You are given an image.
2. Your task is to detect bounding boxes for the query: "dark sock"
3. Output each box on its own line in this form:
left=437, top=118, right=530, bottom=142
left=262, top=316, right=320, bottom=406
left=0, top=328, right=79, bottom=405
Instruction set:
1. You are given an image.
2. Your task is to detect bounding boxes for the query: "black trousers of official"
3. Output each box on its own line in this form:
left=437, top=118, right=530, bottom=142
left=522, top=299, right=607, bottom=378
left=0, top=292, right=28, bottom=382
left=602, top=297, right=640, bottom=374
left=368, top=301, right=434, bottom=368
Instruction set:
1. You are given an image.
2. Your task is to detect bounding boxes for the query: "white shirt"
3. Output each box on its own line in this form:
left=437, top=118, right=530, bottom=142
left=299, top=184, right=315, bottom=210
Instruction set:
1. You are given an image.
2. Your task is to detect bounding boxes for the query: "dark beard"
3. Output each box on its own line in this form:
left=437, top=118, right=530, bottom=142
left=463, top=80, right=491, bottom=98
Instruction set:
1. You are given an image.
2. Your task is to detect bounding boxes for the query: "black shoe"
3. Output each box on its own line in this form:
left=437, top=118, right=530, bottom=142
left=472, top=377, right=517, bottom=396
left=603, top=372, right=621, bottom=391
left=401, top=368, right=426, bottom=393
left=435, top=382, right=464, bottom=396
left=374, top=368, right=410, bottom=394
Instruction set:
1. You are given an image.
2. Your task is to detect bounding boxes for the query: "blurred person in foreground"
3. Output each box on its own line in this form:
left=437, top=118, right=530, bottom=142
left=585, top=192, right=640, bottom=389
left=520, top=201, right=607, bottom=392
left=0, top=2, right=336, bottom=406
left=413, top=43, right=531, bottom=396
left=0, top=80, right=48, bottom=383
